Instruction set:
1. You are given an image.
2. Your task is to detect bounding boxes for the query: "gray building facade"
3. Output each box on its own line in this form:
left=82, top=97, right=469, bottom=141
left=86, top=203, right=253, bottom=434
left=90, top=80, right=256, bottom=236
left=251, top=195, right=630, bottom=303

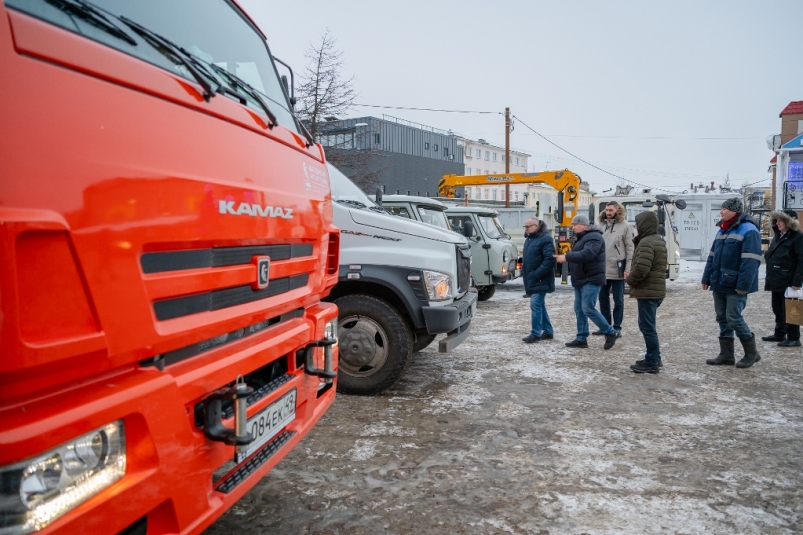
left=319, top=115, right=465, bottom=196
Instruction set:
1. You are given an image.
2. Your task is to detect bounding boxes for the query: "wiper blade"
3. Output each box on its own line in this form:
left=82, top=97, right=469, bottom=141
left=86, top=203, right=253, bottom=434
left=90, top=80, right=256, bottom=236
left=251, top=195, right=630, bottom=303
left=336, top=199, right=367, bottom=209
left=45, top=0, right=136, bottom=45
left=119, top=16, right=217, bottom=101
left=208, top=64, right=277, bottom=129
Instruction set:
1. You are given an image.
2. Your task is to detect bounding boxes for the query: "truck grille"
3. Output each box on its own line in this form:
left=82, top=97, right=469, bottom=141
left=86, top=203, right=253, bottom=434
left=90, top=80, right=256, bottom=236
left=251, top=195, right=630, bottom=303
left=456, top=246, right=471, bottom=294
left=141, top=244, right=312, bottom=273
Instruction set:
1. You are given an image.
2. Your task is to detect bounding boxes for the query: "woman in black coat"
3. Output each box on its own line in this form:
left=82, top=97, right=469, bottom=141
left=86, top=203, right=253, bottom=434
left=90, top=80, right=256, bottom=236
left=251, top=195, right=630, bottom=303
left=762, top=209, right=803, bottom=347
left=521, top=218, right=556, bottom=343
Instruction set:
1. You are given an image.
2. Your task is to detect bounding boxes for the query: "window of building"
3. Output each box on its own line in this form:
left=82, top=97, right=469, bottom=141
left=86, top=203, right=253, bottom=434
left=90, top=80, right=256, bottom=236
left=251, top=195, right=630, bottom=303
left=485, top=151, right=490, bottom=161
left=493, top=153, right=498, bottom=162
left=374, top=133, right=380, bottom=144
left=514, top=191, right=519, bottom=200
left=501, top=155, right=505, bottom=163
left=484, top=189, right=489, bottom=199
left=492, top=189, right=497, bottom=200
left=466, top=147, right=472, bottom=157
left=433, top=144, right=439, bottom=152
left=424, top=142, right=430, bottom=150
left=443, top=147, right=449, bottom=158
left=516, top=157, right=520, bottom=166
left=466, top=167, right=471, bottom=175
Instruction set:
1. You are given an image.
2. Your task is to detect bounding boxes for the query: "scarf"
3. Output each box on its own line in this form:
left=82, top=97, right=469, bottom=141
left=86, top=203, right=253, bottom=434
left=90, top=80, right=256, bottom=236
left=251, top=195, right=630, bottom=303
left=720, top=213, right=741, bottom=232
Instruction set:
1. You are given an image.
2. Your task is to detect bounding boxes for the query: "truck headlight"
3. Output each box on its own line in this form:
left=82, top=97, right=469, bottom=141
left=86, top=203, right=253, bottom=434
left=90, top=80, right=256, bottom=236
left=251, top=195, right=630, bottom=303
left=423, top=270, right=453, bottom=301
left=502, top=251, right=509, bottom=263
left=0, top=421, right=125, bottom=534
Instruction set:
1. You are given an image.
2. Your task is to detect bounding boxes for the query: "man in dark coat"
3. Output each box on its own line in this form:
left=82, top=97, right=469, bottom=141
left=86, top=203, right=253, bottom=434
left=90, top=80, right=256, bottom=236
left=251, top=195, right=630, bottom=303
left=702, top=197, right=763, bottom=368
left=522, top=218, right=556, bottom=343
left=554, top=214, right=617, bottom=350
left=626, top=211, right=667, bottom=374
left=762, top=209, right=803, bottom=347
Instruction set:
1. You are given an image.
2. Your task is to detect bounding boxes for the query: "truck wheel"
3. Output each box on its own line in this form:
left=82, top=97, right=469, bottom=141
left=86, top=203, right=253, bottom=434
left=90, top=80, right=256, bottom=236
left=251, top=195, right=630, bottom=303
left=413, top=332, right=437, bottom=353
left=334, top=295, right=412, bottom=395
left=477, top=284, right=496, bottom=301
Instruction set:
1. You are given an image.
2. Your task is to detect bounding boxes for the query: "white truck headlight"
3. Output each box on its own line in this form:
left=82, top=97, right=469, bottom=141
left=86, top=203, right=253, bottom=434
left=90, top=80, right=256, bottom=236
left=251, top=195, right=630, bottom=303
left=423, top=270, right=453, bottom=301
left=0, top=421, right=125, bottom=534
left=502, top=251, right=509, bottom=263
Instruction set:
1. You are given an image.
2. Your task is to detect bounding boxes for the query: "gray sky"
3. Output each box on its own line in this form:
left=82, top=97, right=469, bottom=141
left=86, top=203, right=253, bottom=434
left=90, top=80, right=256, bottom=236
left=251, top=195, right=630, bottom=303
left=242, top=0, right=802, bottom=195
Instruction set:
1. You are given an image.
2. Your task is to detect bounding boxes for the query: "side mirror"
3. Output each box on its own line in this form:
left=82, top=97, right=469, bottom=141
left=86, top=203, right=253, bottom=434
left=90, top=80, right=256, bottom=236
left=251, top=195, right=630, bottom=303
left=675, top=199, right=687, bottom=210
left=641, top=201, right=655, bottom=208
left=375, top=187, right=383, bottom=207
left=463, top=220, right=475, bottom=238
left=655, top=194, right=671, bottom=203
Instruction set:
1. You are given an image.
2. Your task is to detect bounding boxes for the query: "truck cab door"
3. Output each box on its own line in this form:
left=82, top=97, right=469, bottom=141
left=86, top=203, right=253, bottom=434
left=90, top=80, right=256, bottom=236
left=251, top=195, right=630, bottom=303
left=448, top=214, right=490, bottom=286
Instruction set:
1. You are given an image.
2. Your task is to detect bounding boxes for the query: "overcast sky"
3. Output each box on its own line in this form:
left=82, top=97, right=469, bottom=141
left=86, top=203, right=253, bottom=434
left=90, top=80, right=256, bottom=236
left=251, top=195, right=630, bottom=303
left=242, top=0, right=802, bottom=195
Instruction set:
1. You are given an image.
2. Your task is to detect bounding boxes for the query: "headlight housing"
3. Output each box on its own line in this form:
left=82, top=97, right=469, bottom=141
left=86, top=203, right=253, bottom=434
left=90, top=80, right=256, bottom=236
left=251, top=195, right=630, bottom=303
left=0, top=421, right=125, bottom=534
left=422, top=270, right=453, bottom=301
left=502, top=251, right=509, bottom=263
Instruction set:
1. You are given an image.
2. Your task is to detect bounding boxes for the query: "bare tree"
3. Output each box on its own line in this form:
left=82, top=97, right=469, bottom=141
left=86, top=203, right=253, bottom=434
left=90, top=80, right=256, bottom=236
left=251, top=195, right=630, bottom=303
left=296, top=29, right=356, bottom=142
left=296, top=30, right=382, bottom=193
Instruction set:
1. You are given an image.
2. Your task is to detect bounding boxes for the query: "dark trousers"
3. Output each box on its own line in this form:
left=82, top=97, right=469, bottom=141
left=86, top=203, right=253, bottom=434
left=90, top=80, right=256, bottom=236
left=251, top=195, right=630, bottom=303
left=637, top=298, right=663, bottom=366
left=771, top=291, right=801, bottom=341
left=599, top=279, right=625, bottom=331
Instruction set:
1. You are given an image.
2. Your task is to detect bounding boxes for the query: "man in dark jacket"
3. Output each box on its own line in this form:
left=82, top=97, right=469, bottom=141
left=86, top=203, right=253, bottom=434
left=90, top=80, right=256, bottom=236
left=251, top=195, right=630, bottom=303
left=522, top=218, right=556, bottom=343
left=702, top=197, right=763, bottom=368
left=762, top=209, right=803, bottom=347
left=626, top=211, right=667, bottom=374
left=555, top=214, right=617, bottom=350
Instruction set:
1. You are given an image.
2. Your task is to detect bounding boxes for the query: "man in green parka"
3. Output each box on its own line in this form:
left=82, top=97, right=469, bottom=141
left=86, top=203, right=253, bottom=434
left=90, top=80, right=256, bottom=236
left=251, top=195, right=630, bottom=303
left=626, top=211, right=667, bottom=374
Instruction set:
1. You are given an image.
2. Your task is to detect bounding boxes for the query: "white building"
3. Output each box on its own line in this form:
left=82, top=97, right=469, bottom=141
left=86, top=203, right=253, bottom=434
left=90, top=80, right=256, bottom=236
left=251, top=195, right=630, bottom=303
left=455, top=137, right=530, bottom=202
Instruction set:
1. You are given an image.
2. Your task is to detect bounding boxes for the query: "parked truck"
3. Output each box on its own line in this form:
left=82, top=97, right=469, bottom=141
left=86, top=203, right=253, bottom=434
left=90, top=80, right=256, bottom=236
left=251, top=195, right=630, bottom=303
left=329, top=169, right=477, bottom=395
left=0, top=2, right=339, bottom=533
left=589, top=194, right=687, bottom=280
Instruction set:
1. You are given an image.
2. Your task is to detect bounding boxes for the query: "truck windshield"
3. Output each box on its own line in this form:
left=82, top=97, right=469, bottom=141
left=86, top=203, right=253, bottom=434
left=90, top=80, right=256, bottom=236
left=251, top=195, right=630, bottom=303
left=7, top=0, right=298, bottom=131
left=478, top=215, right=505, bottom=239
left=417, top=206, right=450, bottom=230
left=328, top=164, right=379, bottom=209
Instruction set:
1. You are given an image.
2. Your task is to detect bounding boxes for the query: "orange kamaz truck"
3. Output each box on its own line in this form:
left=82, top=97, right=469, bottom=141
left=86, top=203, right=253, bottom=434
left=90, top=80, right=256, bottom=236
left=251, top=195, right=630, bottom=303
left=0, top=1, right=339, bottom=533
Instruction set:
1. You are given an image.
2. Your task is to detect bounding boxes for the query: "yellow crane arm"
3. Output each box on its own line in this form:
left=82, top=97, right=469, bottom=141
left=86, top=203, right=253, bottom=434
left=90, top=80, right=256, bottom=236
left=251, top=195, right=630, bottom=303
left=438, top=170, right=581, bottom=227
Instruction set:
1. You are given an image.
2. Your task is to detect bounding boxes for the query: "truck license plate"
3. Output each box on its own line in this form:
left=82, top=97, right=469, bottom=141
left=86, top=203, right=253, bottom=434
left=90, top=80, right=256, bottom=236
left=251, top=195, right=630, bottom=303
left=237, top=389, right=296, bottom=463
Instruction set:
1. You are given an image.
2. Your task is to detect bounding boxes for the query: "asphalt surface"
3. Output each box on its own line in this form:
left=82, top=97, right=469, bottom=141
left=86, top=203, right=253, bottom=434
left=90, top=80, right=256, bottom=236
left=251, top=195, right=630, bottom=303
left=206, top=261, right=803, bottom=534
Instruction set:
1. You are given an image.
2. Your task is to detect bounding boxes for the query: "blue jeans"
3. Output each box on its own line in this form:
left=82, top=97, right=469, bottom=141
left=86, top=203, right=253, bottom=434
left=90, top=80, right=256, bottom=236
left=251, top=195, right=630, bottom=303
left=529, top=292, right=553, bottom=337
left=599, top=279, right=625, bottom=331
left=637, top=298, right=663, bottom=366
left=712, top=292, right=752, bottom=340
left=574, top=284, right=614, bottom=341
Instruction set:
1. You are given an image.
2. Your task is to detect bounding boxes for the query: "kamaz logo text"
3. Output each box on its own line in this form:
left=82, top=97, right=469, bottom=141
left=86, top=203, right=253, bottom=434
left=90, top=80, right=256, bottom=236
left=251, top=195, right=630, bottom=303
left=219, top=200, right=293, bottom=219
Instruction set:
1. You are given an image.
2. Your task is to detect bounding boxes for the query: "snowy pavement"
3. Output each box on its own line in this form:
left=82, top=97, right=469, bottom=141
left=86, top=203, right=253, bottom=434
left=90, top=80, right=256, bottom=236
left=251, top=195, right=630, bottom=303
left=207, top=259, right=802, bottom=535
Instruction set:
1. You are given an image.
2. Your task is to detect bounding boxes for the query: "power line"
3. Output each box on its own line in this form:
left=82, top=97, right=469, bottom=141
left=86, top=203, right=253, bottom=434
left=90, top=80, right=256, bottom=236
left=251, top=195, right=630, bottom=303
left=354, top=103, right=501, bottom=115
left=512, top=114, right=681, bottom=195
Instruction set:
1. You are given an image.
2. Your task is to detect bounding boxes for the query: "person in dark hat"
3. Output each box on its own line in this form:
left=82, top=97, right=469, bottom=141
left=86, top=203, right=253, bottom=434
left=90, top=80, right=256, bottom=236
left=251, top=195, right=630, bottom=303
left=554, top=214, right=618, bottom=350
left=702, top=197, right=763, bottom=368
left=761, top=209, right=803, bottom=347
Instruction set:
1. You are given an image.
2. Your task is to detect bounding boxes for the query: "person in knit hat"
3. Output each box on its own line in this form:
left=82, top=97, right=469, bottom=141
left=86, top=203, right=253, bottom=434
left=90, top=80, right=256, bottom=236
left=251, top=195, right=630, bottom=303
left=702, top=197, right=763, bottom=368
left=762, top=209, right=803, bottom=347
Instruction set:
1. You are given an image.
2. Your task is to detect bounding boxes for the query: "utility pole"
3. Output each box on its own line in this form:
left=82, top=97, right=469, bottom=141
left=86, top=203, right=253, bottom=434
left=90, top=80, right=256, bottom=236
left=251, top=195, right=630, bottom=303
left=505, top=107, right=510, bottom=208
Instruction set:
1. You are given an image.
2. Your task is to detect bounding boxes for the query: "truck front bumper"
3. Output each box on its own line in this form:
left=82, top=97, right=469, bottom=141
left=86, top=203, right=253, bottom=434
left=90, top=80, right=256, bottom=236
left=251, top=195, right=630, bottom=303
left=421, top=289, right=478, bottom=353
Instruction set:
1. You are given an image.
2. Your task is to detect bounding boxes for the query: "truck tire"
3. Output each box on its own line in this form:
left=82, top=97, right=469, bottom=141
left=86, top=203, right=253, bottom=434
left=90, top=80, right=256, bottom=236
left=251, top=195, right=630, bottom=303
left=477, top=284, right=496, bottom=301
left=413, top=332, right=437, bottom=353
left=334, top=295, right=412, bottom=395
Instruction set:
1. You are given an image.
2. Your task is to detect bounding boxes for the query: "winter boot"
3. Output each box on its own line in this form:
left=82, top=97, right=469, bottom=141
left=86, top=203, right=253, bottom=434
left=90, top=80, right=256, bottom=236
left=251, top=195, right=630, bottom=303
left=736, top=334, right=761, bottom=368
left=706, top=337, right=735, bottom=365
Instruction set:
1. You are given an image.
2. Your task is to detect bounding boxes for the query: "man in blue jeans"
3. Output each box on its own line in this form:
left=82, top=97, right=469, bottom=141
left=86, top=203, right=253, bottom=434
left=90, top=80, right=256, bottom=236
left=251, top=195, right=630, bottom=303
left=555, top=215, right=618, bottom=350
left=702, top=197, right=763, bottom=368
left=626, top=211, right=667, bottom=374
left=521, top=217, right=556, bottom=343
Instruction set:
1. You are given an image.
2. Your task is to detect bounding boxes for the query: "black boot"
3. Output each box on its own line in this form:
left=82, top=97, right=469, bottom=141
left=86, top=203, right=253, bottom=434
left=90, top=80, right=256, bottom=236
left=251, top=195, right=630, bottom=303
left=736, top=334, right=761, bottom=368
left=706, top=337, right=735, bottom=365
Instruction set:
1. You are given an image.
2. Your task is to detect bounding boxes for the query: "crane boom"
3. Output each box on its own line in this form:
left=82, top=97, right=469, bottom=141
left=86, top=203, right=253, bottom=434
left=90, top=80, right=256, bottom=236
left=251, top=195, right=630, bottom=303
left=438, top=170, right=582, bottom=227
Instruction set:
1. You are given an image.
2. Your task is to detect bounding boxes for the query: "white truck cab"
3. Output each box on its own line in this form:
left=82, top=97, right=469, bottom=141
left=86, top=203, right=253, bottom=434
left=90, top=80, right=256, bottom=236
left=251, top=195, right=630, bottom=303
left=445, top=207, right=520, bottom=301
left=327, top=167, right=477, bottom=395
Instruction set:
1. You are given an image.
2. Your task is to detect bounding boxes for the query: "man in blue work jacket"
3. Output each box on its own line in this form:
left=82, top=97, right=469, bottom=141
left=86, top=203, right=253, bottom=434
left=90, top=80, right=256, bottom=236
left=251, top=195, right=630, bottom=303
left=702, top=197, right=763, bottom=368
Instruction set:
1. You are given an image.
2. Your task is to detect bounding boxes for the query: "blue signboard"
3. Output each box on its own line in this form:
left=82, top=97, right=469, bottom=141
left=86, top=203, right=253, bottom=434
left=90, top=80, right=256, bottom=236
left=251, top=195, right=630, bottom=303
left=789, top=160, right=803, bottom=182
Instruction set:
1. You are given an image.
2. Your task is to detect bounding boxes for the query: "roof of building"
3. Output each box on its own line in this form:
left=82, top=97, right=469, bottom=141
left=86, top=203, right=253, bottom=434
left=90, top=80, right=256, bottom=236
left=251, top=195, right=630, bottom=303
left=780, top=101, right=803, bottom=116
left=770, top=155, right=777, bottom=163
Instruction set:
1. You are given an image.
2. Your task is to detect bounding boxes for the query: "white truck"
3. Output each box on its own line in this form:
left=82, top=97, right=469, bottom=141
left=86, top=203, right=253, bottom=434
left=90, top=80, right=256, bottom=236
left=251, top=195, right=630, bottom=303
left=589, top=194, right=687, bottom=280
left=327, top=167, right=477, bottom=395
left=375, top=195, right=519, bottom=301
